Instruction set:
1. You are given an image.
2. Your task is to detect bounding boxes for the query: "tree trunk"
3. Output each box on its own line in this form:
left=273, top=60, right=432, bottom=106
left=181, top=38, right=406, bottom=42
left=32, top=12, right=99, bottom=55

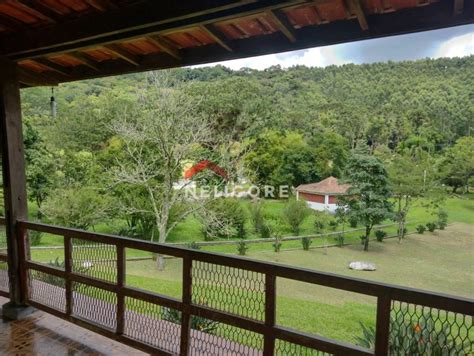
left=364, top=226, right=371, bottom=251
left=156, top=223, right=168, bottom=271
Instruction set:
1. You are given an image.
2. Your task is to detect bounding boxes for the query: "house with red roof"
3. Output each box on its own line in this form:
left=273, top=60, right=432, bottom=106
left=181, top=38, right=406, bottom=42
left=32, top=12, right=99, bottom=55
left=296, top=176, right=351, bottom=213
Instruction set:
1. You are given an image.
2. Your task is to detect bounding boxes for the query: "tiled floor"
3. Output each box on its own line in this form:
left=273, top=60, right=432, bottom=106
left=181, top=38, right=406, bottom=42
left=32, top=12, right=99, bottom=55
left=0, top=297, right=147, bottom=356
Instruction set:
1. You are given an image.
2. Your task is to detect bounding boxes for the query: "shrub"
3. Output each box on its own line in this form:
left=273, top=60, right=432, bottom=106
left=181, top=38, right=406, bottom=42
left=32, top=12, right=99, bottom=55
left=237, top=240, right=248, bottom=256
left=162, top=307, right=219, bottom=334
left=186, top=241, right=201, bottom=250
left=356, top=308, right=473, bottom=354
left=335, top=233, right=344, bottom=247
left=249, top=200, right=264, bottom=233
left=314, top=220, right=325, bottom=233
left=375, top=230, right=387, bottom=242
left=328, top=220, right=339, bottom=231
left=29, top=231, right=42, bottom=246
left=273, top=235, right=282, bottom=253
left=301, top=236, right=312, bottom=250
left=283, top=199, right=311, bottom=235
left=416, top=225, right=426, bottom=234
left=397, top=227, right=407, bottom=236
left=426, top=222, right=437, bottom=232
left=437, top=209, right=448, bottom=230
left=201, top=198, right=247, bottom=240
left=259, top=221, right=272, bottom=239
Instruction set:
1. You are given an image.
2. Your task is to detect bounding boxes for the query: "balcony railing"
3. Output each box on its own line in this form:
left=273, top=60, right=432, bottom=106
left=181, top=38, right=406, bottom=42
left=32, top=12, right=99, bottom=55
left=0, top=218, right=472, bottom=355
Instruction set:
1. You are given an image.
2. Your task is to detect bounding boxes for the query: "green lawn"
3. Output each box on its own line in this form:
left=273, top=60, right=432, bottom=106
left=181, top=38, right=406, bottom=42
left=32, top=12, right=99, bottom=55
left=23, top=195, right=473, bottom=347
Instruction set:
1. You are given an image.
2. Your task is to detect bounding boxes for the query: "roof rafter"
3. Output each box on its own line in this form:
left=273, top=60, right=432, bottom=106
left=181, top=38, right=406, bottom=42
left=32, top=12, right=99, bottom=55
left=201, top=24, right=233, bottom=52
left=104, top=44, right=140, bottom=66
left=68, top=52, right=100, bottom=71
left=84, top=0, right=117, bottom=12
left=346, top=0, right=368, bottom=31
left=146, top=35, right=181, bottom=60
left=10, top=0, right=57, bottom=23
left=266, top=9, right=296, bottom=42
left=32, top=58, right=71, bottom=77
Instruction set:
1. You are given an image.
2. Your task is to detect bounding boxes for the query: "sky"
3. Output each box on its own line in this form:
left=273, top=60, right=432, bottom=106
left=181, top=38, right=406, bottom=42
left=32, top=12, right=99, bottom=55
left=197, top=24, right=474, bottom=70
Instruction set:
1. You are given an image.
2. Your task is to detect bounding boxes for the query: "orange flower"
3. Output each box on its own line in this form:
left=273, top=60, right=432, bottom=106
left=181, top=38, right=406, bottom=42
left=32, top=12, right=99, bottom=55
left=413, top=324, right=422, bottom=333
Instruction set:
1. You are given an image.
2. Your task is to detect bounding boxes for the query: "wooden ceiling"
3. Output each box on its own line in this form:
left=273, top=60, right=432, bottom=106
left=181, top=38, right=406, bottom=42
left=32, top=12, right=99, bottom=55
left=0, top=0, right=471, bottom=87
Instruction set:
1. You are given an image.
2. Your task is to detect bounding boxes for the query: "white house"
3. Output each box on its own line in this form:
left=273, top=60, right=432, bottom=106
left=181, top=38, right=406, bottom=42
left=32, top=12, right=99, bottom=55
left=296, top=176, right=350, bottom=213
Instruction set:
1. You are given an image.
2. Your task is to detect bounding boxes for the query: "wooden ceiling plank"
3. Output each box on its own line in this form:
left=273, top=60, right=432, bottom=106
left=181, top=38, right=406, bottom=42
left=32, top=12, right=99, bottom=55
left=1, top=0, right=309, bottom=58
left=33, top=58, right=71, bottom=76
left=266, top=9, right=296, bottom=42
left=104, top=44, right=140, bottom=66
left=348, top=0, right=368, bottom=31
left=201, top=24, right=233, bottom=52
left=13, top=0, right=57, bottom=23
left=68, top=51, right=100, bottom=71
left=146, top=35, right=181, bottom=60
left=453, top=0, right=464, bottom=15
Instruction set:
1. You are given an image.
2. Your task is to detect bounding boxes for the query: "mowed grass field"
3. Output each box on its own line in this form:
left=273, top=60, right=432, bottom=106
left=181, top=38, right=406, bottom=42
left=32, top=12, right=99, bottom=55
left=21, top=195, right=473, bottom=344
left=122, top=223, right=474, bottom=344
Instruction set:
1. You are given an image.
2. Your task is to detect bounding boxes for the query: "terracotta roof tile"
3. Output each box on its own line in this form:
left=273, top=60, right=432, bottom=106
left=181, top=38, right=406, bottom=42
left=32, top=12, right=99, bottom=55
left=296, top=176, right=350, bottom=195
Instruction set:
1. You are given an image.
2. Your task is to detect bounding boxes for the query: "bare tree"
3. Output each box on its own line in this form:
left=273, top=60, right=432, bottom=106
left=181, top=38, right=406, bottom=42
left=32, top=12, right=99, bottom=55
left=110, top=71, right=238, bottom=269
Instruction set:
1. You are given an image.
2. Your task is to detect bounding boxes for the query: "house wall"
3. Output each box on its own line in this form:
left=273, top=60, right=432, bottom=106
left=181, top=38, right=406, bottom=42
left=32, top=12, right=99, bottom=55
left=297, top=192, right=338, bottom=213
left=299, top=192, right=324, bottom=203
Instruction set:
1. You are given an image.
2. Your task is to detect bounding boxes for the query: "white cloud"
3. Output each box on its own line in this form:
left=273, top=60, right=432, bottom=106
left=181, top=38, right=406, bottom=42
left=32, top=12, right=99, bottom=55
left=194, top=27, right=474, bottom=71
left=434, top=33, right=474, bottom=58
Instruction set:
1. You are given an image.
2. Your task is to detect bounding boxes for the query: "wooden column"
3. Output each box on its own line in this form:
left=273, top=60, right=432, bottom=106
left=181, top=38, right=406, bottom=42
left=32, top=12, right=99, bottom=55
left=0, top=57, right=32, bottom=318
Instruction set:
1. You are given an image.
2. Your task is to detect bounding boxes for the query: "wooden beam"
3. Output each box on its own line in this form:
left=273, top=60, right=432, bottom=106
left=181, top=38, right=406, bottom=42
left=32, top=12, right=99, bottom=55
left=33, top=58, right=71, bottom=77
left=201, top=24, right=233, bottom=52
left=11, top=0, right=57, bottom=23
left=104, top=44, right=140, bottom=66
left=17, top=67, right=59, bottom=87
left=266, top=9, right=296, bottom=42
left=453, top=0, right=464, bottom=15
left=68, top=52, right=100, bottom=71
left=146, top=35, right=181, bottom=60
left=347, top=0, right=368, bottom=30
left=1, top=0, right=307, bottom=59
left=0, top=57, right=29, bottom=310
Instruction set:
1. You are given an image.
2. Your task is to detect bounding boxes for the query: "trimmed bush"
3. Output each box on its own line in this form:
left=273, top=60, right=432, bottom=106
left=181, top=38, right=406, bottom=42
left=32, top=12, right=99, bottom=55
left=349, top=216, right=358, bottom=228
left=437, top=209, right=448, bottom=230
left=328, top=220, right=339, bottom=231
left=375, top=230, right=387, bottom=242
left=283, top=199, right=311, bottom=235
left=259, top=220, right=272, bottom=239
left=301, top=236, right=312, bottom=250
left=335, top=234, right=344, bottom=247
left=426, top=222, right=437, bottom=232
left=416, top=225, right=426, bottom=234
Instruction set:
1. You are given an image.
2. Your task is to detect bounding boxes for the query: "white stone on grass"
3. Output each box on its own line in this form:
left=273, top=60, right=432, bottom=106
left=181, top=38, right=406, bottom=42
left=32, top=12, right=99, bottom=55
left=349, top=261, right=376, bottom=271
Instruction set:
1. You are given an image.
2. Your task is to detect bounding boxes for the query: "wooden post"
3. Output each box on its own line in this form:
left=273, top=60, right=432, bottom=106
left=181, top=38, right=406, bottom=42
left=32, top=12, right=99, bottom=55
left=374, top=295, right=391, bottom=355
left=0, top=57, right=33, bottom=319
left=180, top=256, right=192, bottom=356
left=263, top=274, right=276, bottom=356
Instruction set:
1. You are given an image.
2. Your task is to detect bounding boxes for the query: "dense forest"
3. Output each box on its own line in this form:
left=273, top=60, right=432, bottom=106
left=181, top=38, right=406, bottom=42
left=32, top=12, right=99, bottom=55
left=18, top=55, right=474, bottom=242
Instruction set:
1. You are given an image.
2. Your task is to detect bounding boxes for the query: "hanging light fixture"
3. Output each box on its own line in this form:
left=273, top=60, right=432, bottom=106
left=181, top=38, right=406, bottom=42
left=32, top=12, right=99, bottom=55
left=50, top=87, right=57, bottom=118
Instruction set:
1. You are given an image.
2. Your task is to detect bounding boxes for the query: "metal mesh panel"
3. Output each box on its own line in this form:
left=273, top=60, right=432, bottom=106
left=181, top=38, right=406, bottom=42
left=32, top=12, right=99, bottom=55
left=275, top=339, right=332, bottom=355
left=72, top=283, right=117, bottom=330
left=390, top=301, right=473, bottom=355
left=28, top=270, right=66, bottom=312
left=192, top=261, right=265, bottom=321
left=124, top=297, right=181, bottom=354
left=72, top=239, right=117, bottom=283
left=189, top=317, right=264, bottom=355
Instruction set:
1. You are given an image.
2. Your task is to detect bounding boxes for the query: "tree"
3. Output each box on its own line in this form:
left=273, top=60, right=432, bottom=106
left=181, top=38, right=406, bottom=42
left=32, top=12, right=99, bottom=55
left=111, top=72, right=233, bottom=269
left=439, top=137, right=474, bottom=193
left=386, top=153, right=425, bottom=241
left=282, top=199, right=311, bottom=235
left=41, top=187, right=112, bottom=230
left=342, top=151, right=392, bottom=251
